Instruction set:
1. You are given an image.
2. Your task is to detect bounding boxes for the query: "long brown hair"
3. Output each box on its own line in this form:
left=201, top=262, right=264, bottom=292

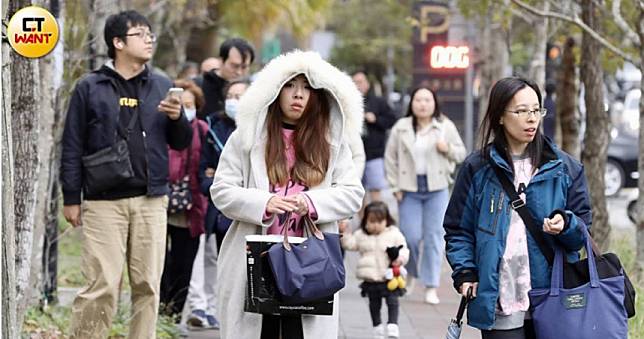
left=265, top=85, right=331, bottom=187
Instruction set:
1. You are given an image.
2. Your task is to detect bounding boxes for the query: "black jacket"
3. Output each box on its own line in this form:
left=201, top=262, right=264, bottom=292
left=61, top=65, right=193, bottom=205
left=200, top=70, right=228, bottom=117
left=362, top=92, right=397, bottom=160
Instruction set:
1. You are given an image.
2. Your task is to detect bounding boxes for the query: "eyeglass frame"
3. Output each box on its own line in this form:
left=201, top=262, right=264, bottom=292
left=123, top=30, right=157, bottom=43
left=505, top=108, right=547, bottom=118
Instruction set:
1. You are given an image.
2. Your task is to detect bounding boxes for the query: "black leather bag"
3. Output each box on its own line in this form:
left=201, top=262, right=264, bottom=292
left=81, top=108, right=138, bottom=196
left=491, top=163, right=636, bottom=318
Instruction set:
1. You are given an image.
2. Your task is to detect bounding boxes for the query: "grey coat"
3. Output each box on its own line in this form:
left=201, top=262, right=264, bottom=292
left=211, top=50, right=365, bottom=339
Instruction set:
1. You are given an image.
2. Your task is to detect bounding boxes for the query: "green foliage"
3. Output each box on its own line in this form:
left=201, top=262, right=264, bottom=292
left=219, top=0, right=333, bottom=42
left=62, top=0, right=91, bottom=107
left=328, top=0, right=413, bottom=89
left=610, top=232, right=643, bottom=339
left=458, top=0, right=641, bottom=77
left=630, top=284, right=644, bottom=339
left=109, top=303, right=180, bottom=339
left=57, top=217, right=84, bottom=287
left=22, top=305, right=71, bottom=338
left=22, top=304, right=179, bottom=339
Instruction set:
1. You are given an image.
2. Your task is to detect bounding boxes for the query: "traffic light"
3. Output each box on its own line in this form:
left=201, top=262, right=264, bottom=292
left=545, top=43, right=561, bottom=86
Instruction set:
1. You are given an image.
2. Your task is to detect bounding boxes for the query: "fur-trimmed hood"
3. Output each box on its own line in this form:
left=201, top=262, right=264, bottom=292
left=235, top=50, right=363, bottom=150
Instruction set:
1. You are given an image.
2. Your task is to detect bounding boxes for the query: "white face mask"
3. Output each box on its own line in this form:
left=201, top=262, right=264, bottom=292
left=184, top=108, right=197, bottom=121
left=225, top=99, right=239, bottom=120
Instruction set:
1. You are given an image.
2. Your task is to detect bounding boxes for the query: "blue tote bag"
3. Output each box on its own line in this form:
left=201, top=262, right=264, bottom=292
left=268, top=214, right=346, bottom=303
left=528, top=228, right=628, bottom=339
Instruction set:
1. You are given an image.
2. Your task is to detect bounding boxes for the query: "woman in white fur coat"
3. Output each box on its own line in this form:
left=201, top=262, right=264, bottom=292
left=210, top=50, right=365, bottom=339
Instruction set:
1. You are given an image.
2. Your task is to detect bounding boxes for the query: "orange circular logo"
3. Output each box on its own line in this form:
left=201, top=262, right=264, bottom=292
left=7, top=6, right=59, bottom=58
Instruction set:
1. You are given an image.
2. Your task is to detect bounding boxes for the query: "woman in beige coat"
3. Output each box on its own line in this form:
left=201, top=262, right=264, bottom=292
left=211, top=51, right=364, bottom=339
left=384, top=86, right=466, bottom=305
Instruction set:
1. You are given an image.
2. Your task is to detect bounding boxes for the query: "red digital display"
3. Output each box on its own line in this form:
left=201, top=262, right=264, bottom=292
left=429, top=45, right=469, bottom=69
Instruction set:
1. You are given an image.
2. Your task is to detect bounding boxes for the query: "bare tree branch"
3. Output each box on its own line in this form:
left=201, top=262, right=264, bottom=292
left=509, top=6, right=535, bottom=24
left=511, top=0, right=640, bottom=66
left=611, top=0, right=640, bottom=45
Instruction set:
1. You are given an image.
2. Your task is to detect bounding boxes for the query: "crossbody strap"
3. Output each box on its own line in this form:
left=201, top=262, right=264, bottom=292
left=206, top=116, right=225, bottom=152
left=112, top=80, right=140, bottom=141
left=490, top=162, right=555, bottom=264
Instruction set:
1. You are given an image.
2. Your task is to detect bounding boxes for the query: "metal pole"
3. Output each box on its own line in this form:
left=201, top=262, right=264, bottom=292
left=386, top=43, right=394, bottom=106
left=465, top=64, right=474, bottom=152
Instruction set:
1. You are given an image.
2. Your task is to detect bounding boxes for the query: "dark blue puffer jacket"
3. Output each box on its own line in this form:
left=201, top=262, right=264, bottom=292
left=444, top=138, right=592, bottom=330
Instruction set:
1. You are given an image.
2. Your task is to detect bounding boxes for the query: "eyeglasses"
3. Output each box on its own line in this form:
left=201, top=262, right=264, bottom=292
left=124, top=30, right=157, bottom=42
left=228, top=62, right=250, bottom=72
left=505, top=108, right=547, bottom=118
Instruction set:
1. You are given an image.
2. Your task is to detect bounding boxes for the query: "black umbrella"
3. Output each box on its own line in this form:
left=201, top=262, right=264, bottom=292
left=445, top=287, right=473, bottom=339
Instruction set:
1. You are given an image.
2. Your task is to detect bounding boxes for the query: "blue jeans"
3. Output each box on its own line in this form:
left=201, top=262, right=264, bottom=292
left=398, top=176, right=449, bottom=288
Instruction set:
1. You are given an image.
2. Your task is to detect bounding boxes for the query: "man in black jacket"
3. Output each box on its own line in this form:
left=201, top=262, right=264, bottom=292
left=200, top=38, right=254, bottom=118
left=61, top=10, right=192, bottom=339
left=352, top=71, right=397, bottom=202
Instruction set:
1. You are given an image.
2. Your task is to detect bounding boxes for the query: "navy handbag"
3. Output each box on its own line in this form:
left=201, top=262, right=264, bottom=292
left=528, top=227, right=628, bottom=339
left=267, top=214, right=346, bottom=303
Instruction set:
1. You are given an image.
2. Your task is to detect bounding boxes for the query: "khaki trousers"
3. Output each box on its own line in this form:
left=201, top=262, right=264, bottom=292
left=70, top=195, right=168, bottom=339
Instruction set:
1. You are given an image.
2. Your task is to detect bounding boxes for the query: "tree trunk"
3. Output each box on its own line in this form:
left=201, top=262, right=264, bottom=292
left=527, top=1, right=549, bottom=92
left=557, top=37, right=580, bottom=158
left=635, top=4, right=644, bottom=281
left=13, top=49, right=42, bottom=335
left=88, top=0, right=120, bottom=69
left=10, top=2, right=42, bottom=332
left=2, top=2, right=17, bottom=337
left=30, top=0, right=64, bottom=306
left=185, top=1, right=218, bottom=63
left=478, top=8, right=511, bottom=126
left=580, top=0, right=611, bottom=251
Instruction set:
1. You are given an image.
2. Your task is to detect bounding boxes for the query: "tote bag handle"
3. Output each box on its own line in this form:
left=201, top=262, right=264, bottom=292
left=550, top=227, right=600, bottom=296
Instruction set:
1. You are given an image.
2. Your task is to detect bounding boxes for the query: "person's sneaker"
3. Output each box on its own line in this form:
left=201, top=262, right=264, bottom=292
left=206, top=314, right=220, bottom=329
left=405, top=276, right=416, bottom=295
left=424, top=287, right=440, bottom=304
left=187, top=309, right=208, bottom=329
left=386, top=323, right=400, bottom=338
left=373, top=323, right=386, bottom=339
left=175, top=323, right=189, bottom=337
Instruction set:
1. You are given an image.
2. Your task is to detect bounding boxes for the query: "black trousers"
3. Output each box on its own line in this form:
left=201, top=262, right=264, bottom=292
left=260, top=314, right=304, bottom=339
left=160, top=224, right=200, bottom=316
left=481, top=320, right=536, bottom=339
left=42, top=220, right=59, bottom=304
left=368, top=294, right=400, bottom=326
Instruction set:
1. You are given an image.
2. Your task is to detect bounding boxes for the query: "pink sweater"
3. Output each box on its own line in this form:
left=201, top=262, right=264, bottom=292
left=265, top=128, right=318, bottom=236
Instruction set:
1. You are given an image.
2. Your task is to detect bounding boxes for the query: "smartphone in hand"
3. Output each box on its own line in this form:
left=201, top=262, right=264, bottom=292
left=166, top=87, right=184, bottom=103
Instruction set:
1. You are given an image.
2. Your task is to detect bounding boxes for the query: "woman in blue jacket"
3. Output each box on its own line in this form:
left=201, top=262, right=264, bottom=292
left=443, top=77, right=592, bottom=339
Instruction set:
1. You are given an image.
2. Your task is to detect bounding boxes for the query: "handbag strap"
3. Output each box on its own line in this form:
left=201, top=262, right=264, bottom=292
left=550, top=226, right=600, bottom=296
left=490, top=162, right=555, bottom=264
left=280, top=213, right=324, bottom=251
